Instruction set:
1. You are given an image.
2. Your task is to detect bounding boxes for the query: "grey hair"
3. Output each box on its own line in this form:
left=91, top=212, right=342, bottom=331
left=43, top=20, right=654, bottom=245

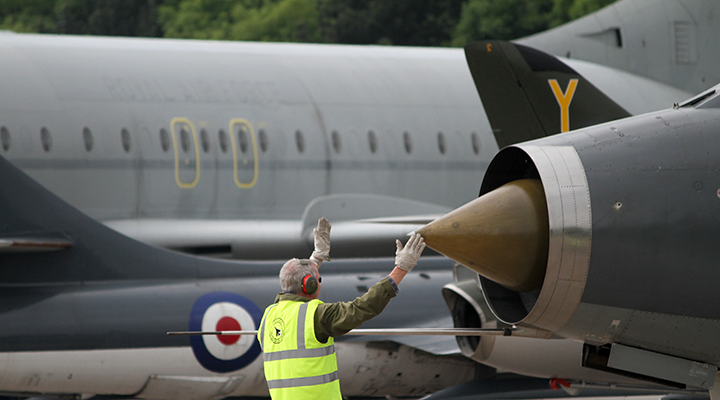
left=279, top=258, right=318, bottom=294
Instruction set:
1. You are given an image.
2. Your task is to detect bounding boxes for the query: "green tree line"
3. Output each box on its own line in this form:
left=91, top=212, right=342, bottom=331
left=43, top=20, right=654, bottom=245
left=0, top=0, right=616, bottom=46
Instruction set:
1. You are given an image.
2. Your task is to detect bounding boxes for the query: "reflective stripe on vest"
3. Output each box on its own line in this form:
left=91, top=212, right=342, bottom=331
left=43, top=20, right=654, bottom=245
left=263, top=345, right=335, bottom=362
left=259, top=299, right=341, bottom=399
left=266, top=371, right=340, bottom=389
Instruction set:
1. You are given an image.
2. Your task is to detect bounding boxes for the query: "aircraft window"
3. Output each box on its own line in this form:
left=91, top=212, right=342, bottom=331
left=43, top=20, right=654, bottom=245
left=331, top=130, right=341, bottom=153
left=437, top=132, right=446, bottom=154
left=1, top=126, right=10, bottom=151
left=237, top=125, right=249, bottom=154
left=160, top=129, right=170, bottom=152
left=200, top=129, right=210, bottom=153
left=258, top=129, right=268, bottom=152
left=295, top=130, right=305, bottom=153
left=403, top=131, right=412, bottom=154
left=83, top=127, right=93, bottom=152
left=471, top=132, right=480, bottom=155
left=368, top=130, right=377, bottom=153
left=121, top=128, right=131, bottom=153
left=180, top=128, right=190, bottom=153
left=218, top=129, right=228, bottom=153
left=41, top=127, right=52, bottom=152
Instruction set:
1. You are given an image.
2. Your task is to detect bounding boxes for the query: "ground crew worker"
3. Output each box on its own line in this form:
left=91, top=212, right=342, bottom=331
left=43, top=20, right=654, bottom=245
left=257, top=217, right=426, bottom=400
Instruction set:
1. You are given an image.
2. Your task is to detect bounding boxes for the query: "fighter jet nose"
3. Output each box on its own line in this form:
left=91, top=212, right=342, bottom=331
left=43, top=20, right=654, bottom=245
left=417, top=179, right=549, bottom=292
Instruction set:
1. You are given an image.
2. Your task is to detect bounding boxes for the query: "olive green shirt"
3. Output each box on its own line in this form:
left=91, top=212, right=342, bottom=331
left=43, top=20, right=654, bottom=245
left=272, top=277, right=398, bottom=343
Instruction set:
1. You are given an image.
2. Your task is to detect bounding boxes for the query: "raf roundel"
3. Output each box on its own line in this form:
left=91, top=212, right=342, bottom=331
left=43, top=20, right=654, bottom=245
left=189, top=292, right=262, bottom=373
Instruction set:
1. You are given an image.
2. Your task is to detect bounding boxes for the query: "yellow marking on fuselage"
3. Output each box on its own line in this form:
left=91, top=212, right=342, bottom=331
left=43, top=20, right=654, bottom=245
left=548, top=79, right=578, bottom=133
left=229, top=118, right=258, bottom=188
left=170, top=117, right=201, bottom=189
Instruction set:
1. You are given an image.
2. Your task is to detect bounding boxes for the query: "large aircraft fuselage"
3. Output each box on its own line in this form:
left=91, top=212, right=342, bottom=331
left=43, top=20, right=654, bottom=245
left=0, top=33, right=688, bottom=227
left=0, top=34, right=492, bottom=222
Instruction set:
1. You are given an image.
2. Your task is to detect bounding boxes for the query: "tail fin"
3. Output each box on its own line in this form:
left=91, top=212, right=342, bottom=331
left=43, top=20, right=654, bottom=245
left=465, top=40, right=630, bottom=148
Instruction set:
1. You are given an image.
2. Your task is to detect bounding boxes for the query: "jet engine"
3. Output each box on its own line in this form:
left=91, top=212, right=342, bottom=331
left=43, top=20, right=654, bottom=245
left=421, top=87, right=720, bottom=389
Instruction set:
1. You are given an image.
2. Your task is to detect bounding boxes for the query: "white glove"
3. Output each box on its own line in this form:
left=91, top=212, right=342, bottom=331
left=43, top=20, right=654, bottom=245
left=395, top=233, right=426, bottom=272
left=311, top=217, right=331, bottom=262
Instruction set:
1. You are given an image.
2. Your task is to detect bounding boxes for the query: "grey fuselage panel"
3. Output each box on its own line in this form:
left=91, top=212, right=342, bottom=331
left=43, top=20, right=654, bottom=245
left=0, top=34, right=492, bottom=222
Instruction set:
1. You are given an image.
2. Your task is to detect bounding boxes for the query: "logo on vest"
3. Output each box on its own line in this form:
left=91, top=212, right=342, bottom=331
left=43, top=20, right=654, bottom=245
left=271, top=317, right=286, bottom=344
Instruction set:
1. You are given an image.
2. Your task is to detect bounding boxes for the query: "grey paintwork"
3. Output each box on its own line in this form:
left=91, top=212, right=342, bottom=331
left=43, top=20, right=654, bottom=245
left=0, top=33, right=491, bottom=222
left=562, top=99, right=720, bottom=320
left=478, top=85, right=720, bottom=369
left=0, top=151, right=456, bottom=352
left=0, top=33, right=691, bottom=260
left=0, top=11, right=709, bottom=399
left=519, top=0, right=720, bottom=95
left=0, top=141, right=676, bottom=399
left=0, top=150, right=487, bottom=399
left=0, top=267, right=456, bottom=353
left=564, top=95, right=720, bottom=365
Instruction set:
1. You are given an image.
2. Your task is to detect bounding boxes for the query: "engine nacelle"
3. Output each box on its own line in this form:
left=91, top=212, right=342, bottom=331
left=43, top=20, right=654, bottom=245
left=480, top=101, right=720, bottom=351
left=422, top=88, right=720, bottom=388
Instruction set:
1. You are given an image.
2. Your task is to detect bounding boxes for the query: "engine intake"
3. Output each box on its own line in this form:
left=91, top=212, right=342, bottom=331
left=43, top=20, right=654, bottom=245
left=441, top=279, right=498, bottom=362
left=420, top=144, right=591, bottom=335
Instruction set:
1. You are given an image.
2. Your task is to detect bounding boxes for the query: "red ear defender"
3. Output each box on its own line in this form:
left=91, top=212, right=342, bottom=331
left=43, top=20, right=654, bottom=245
left=302, top=274, right=318, bottom=295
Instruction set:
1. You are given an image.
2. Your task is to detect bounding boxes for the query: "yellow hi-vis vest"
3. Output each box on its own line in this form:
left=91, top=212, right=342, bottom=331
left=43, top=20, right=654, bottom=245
left=258, top=299, right=341, bottom=400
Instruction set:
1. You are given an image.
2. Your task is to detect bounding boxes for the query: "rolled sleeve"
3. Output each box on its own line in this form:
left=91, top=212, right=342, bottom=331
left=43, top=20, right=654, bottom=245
left=387, top=275, right=399, bottom=294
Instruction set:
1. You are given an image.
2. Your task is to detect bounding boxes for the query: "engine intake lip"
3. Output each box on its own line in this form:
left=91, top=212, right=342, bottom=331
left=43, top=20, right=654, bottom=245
left=480, top=145, right=592, bottom=332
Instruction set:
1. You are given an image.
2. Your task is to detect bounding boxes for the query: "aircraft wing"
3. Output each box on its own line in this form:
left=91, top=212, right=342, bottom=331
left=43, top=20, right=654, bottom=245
left=105, top=193, right=450, bottom=259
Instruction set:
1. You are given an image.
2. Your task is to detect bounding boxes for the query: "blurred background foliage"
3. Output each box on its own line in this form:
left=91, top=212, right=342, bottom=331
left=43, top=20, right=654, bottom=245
left=0, top=0, right=616, bottom=45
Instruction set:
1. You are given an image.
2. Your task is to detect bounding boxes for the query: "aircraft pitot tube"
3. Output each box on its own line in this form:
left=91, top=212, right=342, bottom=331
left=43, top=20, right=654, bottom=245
left=419, top=85, right=720, bottom=390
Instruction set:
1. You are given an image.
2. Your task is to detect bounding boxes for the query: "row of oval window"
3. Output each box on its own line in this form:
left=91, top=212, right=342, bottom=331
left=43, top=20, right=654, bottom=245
left=0, top=126, right=266, bottom=155
left=0, top=126, right=483, bottom=156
